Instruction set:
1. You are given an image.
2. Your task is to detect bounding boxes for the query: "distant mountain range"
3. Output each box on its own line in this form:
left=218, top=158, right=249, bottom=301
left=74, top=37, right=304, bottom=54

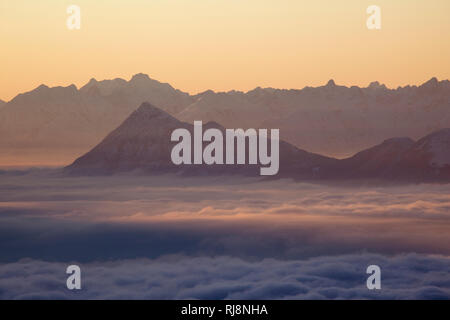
left=0, top=74, right=191, bottom=165
left=325, top=131, right=450, bottom=181
left=1, top=74, right=450, bottom=165
left=177, top=77, right=450, bottom=158
left=67, top=103, right=450, bottom=182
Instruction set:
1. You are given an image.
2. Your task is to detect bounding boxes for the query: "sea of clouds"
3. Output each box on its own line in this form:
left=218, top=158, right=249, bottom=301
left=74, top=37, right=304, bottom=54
left=0, top=254, right=449, bottom=299
left=0, top=171, right=449, bottom=299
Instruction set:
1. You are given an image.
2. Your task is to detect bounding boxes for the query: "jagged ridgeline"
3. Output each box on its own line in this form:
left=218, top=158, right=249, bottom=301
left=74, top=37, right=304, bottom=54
left=66, top=103, right=450, bottom=182
left=1, top=75, right=449, bottom=165
left=66, top=103, right=336, bottom=178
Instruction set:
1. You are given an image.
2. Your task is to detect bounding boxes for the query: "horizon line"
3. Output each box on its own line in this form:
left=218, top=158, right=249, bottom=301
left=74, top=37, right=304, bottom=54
left=1, top=74, right=449, bottom=104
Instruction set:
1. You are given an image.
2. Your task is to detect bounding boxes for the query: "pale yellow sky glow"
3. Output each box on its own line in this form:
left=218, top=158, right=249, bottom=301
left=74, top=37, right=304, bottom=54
left=1, top=0, right=450, bottom=101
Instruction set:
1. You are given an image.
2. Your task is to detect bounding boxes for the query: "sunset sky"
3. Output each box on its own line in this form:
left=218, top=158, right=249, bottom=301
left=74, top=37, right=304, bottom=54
left=1, top=0, right=450, bottom=101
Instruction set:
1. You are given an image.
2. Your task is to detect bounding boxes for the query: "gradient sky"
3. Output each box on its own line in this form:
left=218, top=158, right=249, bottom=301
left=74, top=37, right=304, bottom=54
left=1, top=0, right=450, bottom=101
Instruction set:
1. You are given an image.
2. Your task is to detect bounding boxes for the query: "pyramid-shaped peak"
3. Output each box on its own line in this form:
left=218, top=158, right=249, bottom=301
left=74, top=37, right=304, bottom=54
left=130, top=73, right=151, bottom=82
left=127, top=102, right=177, bottom=123
left=197, top=89, right=215, bottom=97
left=204, top=120, right=225, bottom=130
left=421, top=77, right=439, bottom=88
left=135, top=102, right=169, bottom=115
left=36, top=84, right=49, bottom=91
left=98, top=102, right=183, bottom=141
left=326, top=79, right=336, bottom=87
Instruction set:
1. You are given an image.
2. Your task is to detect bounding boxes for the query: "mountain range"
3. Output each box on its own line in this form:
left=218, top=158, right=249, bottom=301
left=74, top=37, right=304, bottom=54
left=67, top=103, right=337, bottom=178
left=1, top=74, right=449, bottom=166
left=0, top=74, right=191, bottom=165
left=67, top=103, right=450, bottom=182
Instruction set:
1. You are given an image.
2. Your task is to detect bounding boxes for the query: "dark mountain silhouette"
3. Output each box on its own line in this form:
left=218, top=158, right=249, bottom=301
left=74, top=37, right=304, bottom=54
left=328, top=137, right=415, bottom=179
left=67, top=103, right=186, bottom=174
left=66, top=103, right=337, bottom=177
left=387, top=128, right=450, bottom=181
left=67, top=104, right=450, bottom=182
left=2, top=74, right=450, bottom=166
left=0, top=74, right=193, bottom=165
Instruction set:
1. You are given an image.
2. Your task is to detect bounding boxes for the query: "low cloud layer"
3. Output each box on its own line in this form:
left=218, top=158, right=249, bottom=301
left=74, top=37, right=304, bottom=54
left=0, top=172, right=449, bottom=299
left=0, top=253, right=449, bottom=300
left=1, top=173, right=450, bottom=262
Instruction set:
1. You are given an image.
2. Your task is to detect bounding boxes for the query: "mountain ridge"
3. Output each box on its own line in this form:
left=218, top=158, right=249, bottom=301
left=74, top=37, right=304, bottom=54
left=67, top=103, right=450, bottom=182
left=5, top=75, right=448, bottom=107
left=67, top=103, right=337, bottom=178
left=1, top=74, right=450, bottom=166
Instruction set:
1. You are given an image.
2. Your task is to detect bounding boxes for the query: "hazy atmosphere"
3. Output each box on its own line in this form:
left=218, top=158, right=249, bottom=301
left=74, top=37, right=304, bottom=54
left=1, top=0, right=450, bottom=101
left=1, top=0, right=449, bottom=301
left=0, top=171, right=449, bottom=299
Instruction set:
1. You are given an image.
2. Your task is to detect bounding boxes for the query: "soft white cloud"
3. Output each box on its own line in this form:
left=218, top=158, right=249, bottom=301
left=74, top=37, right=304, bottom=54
left=0, top=172, right=449, bottom=299
left=0, top=254, right=449, bottom=300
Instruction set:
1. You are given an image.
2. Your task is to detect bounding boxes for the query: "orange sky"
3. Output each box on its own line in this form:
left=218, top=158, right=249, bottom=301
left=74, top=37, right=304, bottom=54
left=1, top=0, right=450, bottom=101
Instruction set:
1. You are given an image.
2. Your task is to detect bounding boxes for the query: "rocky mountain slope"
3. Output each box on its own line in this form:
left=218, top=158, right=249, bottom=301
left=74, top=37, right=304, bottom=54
left=2, top=75, right=449, bottom=166
left=67, top=103, right=337, bottom=178
left=67, top=103, right=450, bottom=182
